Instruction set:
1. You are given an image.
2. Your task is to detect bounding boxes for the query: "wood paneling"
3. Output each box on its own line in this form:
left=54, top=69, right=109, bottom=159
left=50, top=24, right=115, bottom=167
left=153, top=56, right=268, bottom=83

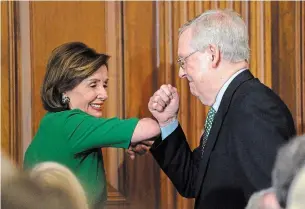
left=122, top=2, right=160, bottom=209
left=30, top=1, right=107, bottom=134
left=271, top=1, right=304, bottom=134
left=1, top=1, right=21, bottom=164
left=296, top=1, right=305, bottom=134
left=102, top=2, right=127, bottom=207
left=272, top=1, right=297, bottom=116
left=1, top=1, right=10, bottom=157
left=157, top=2, right=177, bottom=208
left=2, top=1, right=304, bottom=209
left=19, top=1, right=32, bottom=156
left=248, top=1, right=272, bottom=87
left=295, top=1, right=305, bottom=134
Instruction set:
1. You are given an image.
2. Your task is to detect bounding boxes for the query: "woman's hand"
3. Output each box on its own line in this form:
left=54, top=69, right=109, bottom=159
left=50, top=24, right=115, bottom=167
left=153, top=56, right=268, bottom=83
left=127, top=140, right=154, bottom=160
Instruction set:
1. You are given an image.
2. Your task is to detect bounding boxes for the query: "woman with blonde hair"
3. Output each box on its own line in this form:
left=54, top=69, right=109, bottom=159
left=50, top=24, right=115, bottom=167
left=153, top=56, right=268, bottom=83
left=30, top=161, right=89, bottom=209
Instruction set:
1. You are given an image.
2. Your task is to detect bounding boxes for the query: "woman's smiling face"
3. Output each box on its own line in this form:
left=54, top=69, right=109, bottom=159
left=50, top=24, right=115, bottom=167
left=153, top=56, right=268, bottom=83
left=64, top=65, right=109, bottom=118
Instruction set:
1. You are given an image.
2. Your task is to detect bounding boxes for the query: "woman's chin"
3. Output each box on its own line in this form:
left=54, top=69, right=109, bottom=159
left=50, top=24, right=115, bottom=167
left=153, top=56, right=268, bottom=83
left=88, top=110, right=103, bottom=118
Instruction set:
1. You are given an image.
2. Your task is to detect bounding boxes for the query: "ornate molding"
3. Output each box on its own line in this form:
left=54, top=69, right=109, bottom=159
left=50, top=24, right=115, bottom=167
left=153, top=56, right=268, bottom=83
left=104, top=1, right=127, bottom=204
left=295, top=1, right=305, bottom=134
left=1, top=1, right=22, bottom=165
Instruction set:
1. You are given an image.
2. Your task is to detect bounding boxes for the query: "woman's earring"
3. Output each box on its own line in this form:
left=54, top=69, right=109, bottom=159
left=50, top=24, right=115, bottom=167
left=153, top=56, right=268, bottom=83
left=62, top=95, right=70, bottom=104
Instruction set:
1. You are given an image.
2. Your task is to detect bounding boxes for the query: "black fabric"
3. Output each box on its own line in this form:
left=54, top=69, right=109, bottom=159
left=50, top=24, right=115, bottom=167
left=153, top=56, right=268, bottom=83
left=150, top=70, right=296, bottom=209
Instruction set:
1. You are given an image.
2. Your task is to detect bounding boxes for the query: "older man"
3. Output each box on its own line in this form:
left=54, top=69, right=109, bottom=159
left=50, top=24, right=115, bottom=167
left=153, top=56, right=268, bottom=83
left=147, top=9, right=296, bottom=209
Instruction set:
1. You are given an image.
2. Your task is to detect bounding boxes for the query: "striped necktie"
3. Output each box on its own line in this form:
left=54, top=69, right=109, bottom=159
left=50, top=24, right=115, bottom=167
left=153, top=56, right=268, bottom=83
left=200, top=107, right=216, bottom=156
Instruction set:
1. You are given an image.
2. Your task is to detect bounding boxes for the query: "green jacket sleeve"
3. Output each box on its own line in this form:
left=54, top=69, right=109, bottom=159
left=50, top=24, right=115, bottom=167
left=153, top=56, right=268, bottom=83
left=64, top=110, right=139, bottom=153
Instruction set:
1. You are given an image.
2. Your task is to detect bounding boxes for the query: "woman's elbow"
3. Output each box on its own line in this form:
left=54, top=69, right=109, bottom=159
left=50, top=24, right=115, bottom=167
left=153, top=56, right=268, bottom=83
left=131, top=118, right=161, bottom=143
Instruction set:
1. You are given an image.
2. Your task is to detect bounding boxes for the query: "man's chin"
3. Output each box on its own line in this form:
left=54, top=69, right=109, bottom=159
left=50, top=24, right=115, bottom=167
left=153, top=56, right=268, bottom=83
left=189, top=88, right=197, bottom=96
left=189, top=89, right=208, bottom=105
left=198, top=96, right=209, bottom=105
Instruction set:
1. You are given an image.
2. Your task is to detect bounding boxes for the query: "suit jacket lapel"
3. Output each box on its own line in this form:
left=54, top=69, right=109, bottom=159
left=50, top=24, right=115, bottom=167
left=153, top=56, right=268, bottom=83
left=198, top=70, right=255, bottom=178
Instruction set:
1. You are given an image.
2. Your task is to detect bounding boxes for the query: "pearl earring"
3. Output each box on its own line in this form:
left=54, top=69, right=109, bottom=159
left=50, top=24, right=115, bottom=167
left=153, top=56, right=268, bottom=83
left=62, top=95, right=70, bottom=104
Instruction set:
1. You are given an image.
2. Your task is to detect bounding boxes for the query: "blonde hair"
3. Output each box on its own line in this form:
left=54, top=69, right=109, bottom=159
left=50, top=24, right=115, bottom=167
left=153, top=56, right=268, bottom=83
left=30, top=162, right=89, bottom=209
left=2, top=175, right=79, bottom=209
left=1, top=151, right=18, bottom=184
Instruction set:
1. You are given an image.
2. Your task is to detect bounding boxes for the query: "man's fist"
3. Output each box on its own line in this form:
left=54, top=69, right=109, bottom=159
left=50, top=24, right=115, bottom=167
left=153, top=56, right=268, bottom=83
left=148, top=84, right=179, bottom=127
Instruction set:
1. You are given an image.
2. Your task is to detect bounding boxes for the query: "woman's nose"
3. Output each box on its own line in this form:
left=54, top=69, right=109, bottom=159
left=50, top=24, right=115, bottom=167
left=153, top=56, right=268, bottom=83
left=97, top=87, right=108, bottom=100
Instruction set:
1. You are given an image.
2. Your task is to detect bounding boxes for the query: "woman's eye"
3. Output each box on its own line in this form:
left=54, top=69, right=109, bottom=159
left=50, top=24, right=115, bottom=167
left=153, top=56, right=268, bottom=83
left=103, top=84, right=108, bottom=89
left=90, top=84, right=97, bottom=88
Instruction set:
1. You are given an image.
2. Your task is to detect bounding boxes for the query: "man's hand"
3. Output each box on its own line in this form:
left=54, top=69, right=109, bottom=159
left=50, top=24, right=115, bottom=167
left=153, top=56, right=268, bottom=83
left=148, top=84, right=179, bottom=127
left=127, top=140, right=154, bottom=160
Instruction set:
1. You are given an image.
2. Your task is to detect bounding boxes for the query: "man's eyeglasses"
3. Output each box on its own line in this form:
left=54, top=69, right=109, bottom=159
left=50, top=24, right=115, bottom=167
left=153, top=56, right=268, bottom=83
left=177, top=50, right=198, bottom=69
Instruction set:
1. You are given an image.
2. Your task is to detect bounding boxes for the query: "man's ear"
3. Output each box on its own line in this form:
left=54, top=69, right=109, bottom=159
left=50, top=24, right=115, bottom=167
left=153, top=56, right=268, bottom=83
left=207, top=44, right=220, bottom=68
left=262, top=192, right=281, bottom=209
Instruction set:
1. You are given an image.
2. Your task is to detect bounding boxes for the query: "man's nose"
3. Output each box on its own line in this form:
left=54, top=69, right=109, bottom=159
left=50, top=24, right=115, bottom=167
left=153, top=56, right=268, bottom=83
left=179, top=67, right=186, bottom=78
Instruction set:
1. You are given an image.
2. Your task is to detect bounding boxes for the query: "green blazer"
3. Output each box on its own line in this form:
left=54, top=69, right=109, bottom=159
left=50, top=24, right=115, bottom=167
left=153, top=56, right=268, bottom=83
left=24, top=109, right=138, bottom=207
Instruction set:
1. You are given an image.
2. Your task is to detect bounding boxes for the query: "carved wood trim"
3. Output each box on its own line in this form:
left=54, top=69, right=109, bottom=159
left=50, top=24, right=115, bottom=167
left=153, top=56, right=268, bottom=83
left=1, top=1, right=22, bottom=165
left=295, top=1, right=305, bottom=134
left=19, top=1, right=32, bottom=159
left=104, top=1, right=127, bottom=204
left=300, top=1, right=305, bottom=133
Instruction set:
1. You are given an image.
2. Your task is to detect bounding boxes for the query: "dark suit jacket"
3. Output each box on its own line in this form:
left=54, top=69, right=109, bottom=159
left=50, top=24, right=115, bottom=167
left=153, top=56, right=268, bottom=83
left=150, top=70, right=296, bottom=209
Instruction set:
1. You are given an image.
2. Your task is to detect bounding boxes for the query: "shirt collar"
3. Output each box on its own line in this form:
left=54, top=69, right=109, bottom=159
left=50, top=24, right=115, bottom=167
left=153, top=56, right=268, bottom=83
left=212, top=68, right=248, bottom=111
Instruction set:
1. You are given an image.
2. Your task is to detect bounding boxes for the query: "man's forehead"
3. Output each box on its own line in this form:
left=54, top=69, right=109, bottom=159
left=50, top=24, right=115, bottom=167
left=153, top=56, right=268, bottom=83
left=178, top=28, right=193, bottom=57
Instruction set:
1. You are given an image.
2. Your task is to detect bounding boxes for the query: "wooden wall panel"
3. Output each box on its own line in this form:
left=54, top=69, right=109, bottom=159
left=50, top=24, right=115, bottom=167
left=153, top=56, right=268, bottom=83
left=156, top=3, right=177, bottom=208
left=1, top=1, right=21, bottom=164
left=122, top=2, right=160, bottom=209
left=248, top=1, right=272, bottom=87
left=102, top=2, right=127, bottom=208
left=30, top=1, right=107, bottom=134
left=2, top=1, right=304, bottom=209
left=1, top=1, right=10, bottom=157
left=301, top=2, right=305, bottom=134
left=295, top=1, right=305, bottom=134
left=270, top=1, right=304, bottom=134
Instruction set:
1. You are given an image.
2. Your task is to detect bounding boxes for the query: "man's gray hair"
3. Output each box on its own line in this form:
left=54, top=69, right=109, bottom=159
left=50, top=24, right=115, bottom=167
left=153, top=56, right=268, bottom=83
left=179, top=9, right=250, bottom=63
left=272, top=134, right=305, bottom=208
